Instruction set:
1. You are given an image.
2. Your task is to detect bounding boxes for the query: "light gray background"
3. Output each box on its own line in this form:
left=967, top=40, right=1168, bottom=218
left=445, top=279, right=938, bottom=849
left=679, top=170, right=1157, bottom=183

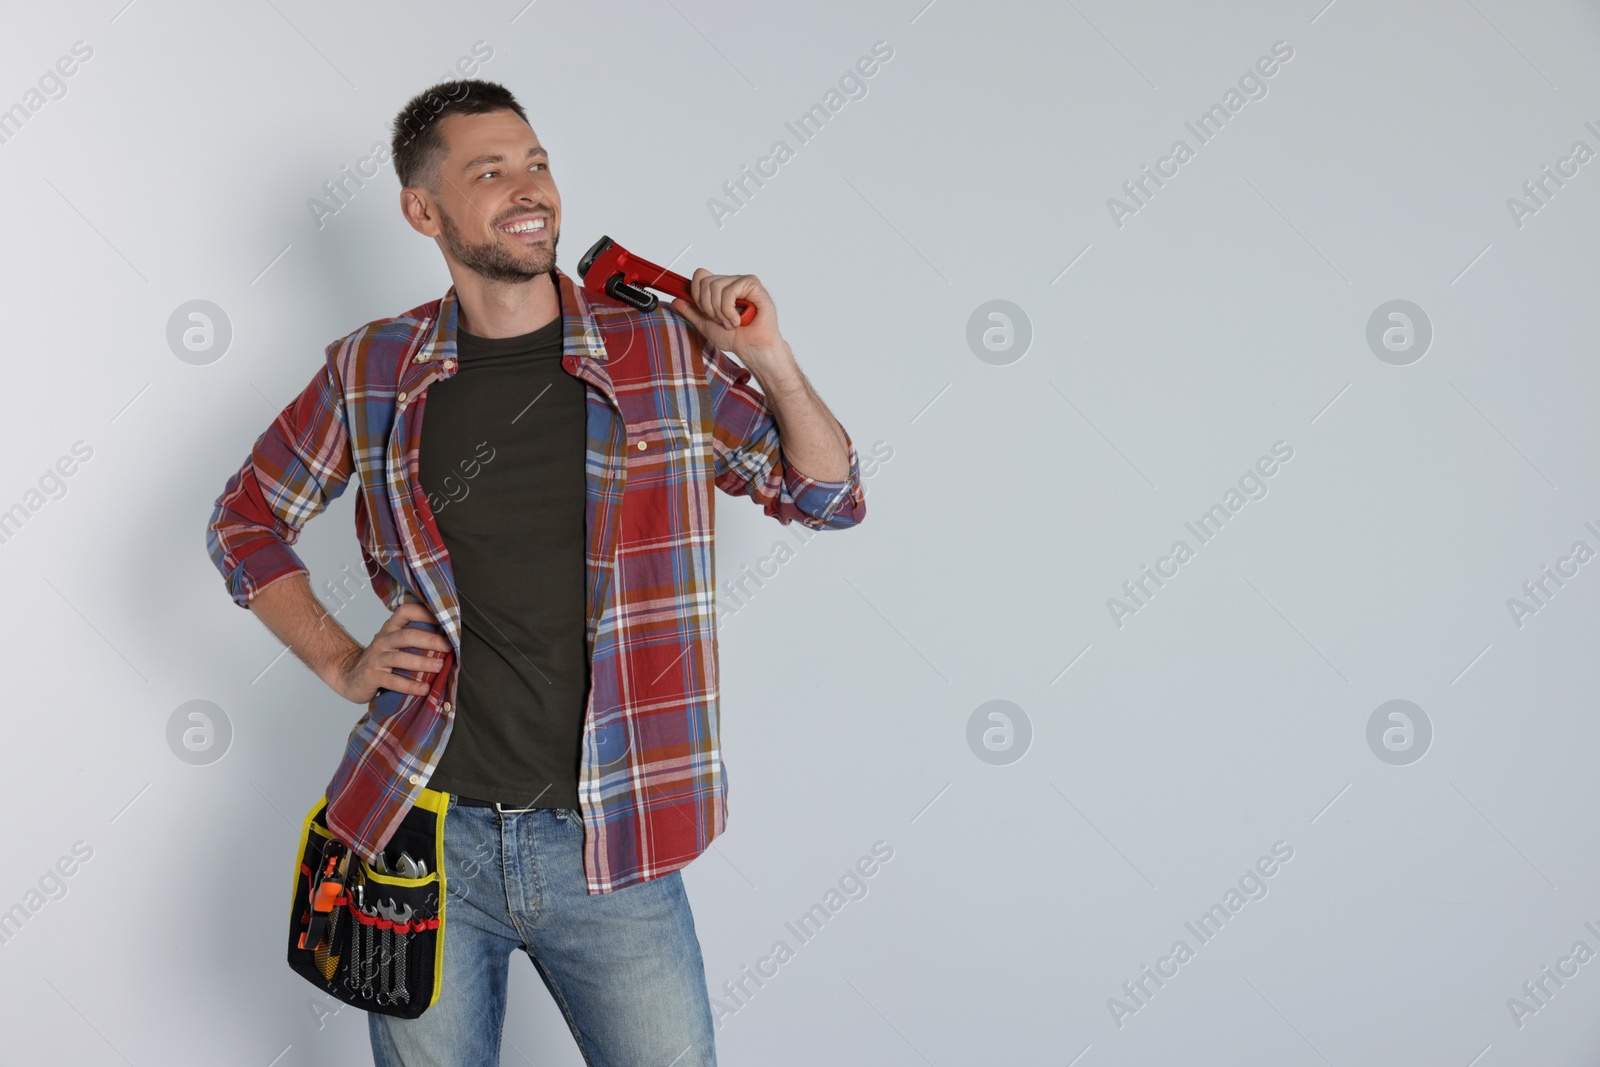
left=2, top=0, right=1597, bottom=1063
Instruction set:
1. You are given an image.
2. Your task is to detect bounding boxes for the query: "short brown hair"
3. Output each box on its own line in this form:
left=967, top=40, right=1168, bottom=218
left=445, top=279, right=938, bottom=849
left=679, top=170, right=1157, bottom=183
left=389, top=79, right=530, bottom=192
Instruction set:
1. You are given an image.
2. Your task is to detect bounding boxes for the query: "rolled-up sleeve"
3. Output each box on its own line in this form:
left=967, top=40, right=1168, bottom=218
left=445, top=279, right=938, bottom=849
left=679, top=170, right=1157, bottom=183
left=205, top=342, right=356, bottom=607
left=699, top=332, right=866, bottom=531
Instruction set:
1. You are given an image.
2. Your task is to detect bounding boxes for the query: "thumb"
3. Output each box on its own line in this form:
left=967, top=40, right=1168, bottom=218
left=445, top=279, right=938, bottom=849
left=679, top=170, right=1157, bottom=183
left=669, top=296, right=727, bottom=345
left=668, top=295, right=701, bottom=325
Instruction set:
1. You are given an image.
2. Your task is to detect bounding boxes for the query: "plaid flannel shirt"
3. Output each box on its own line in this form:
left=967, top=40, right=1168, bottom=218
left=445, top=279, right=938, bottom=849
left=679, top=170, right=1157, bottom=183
left=206, top=267, right=866, bottom=893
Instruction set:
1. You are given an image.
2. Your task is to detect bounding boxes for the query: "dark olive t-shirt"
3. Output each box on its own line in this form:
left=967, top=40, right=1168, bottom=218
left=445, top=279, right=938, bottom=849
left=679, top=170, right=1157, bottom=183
left=417, top=314, right=589, bottom=809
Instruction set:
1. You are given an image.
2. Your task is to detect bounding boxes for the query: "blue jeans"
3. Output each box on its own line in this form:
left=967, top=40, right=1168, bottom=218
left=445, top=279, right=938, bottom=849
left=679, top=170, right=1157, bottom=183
left=368, top=796, right=717, bottom=1066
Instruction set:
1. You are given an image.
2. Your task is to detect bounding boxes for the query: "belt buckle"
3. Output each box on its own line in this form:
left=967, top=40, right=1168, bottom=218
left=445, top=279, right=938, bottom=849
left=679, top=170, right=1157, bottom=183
left=493, top=801, right=542, bottom=814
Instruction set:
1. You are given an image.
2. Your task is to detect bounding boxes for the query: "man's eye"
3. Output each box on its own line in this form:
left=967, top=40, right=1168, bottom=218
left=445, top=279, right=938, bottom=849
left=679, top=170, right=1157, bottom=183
left=479, top=170, right=497, bottom=179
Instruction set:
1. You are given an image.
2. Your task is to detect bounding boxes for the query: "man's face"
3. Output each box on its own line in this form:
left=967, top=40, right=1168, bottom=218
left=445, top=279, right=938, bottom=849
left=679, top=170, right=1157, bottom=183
left=424, top=109, right=561, bottom=284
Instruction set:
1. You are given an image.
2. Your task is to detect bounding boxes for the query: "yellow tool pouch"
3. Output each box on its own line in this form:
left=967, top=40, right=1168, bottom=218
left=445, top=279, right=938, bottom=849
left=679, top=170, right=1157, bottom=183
left=286, top=788, right=448, bottom=1019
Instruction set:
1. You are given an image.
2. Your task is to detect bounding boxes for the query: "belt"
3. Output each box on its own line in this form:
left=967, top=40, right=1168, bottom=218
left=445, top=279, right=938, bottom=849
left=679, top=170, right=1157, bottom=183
left=452, top=794, right=560, bottom=815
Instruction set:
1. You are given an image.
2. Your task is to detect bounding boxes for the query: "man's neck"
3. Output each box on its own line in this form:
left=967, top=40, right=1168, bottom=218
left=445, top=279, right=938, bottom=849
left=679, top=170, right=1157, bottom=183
left=452, top=269, right=560, bottom=339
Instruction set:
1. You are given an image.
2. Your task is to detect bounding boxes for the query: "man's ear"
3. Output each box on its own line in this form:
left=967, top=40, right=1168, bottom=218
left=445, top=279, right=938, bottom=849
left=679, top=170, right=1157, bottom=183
left=401, top=188, right=441, bottom=237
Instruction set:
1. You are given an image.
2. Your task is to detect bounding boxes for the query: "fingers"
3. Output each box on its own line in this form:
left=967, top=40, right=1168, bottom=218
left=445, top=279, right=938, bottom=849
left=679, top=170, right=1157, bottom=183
left=382, top=601, right=432, bottom=632
left=367, top=650, right=438, bottom=696
left=378, top=670, right=432, bottom=697
left=707, top=275, right=736, bottom=329
left=397, top=601, right=438, bottom=624
left=701, top=271, right=763, bottom=330
left=386, top=649, right=447, bottom=674
left=374, top=676, right=429, bottom=698
left=350, top=602, right=453, bottom=701
left=381, top=603, right=448, bottom=647
left=689, top=269, right=741, bottom=331
left=381, top=627, right=451, bottom=656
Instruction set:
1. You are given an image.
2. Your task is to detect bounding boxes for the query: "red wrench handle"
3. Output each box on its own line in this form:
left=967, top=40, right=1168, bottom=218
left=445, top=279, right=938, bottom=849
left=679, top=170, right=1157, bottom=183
left=630, top=254, right=756, bottom=325
left=591, top=241, right=756, bottom=325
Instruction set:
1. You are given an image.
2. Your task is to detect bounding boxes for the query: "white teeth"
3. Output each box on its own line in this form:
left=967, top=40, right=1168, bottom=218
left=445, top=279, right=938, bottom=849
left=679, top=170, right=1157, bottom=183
left=502, top=218, right=546, bottom=233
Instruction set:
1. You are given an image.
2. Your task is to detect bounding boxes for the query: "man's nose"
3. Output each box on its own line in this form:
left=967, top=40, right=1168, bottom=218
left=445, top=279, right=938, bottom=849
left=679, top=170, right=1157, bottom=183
left=508, top=170, right=547, bottom=204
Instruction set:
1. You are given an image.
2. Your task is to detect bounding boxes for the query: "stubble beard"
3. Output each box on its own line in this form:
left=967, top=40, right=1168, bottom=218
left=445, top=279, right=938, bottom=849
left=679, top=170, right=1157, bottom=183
left=438, top=203, right=559, bottom=284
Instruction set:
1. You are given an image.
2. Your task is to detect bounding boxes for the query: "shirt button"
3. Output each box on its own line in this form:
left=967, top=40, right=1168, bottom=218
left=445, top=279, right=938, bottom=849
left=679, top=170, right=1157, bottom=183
left=413, top=353, right=427, bottom=363
left=443, top=359, right=456, bottom=370
left=398, top=390, right=408, bottom=402
left=408, top=773, right=420, bottom=785
left=443, top=702, right=453, bottom=712
left=637, top=440, right=648, bottom=451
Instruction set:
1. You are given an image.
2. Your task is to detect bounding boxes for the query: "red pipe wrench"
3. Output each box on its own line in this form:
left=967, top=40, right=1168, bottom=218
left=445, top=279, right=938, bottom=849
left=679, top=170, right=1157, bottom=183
left=578, top=235, right=756, bottom=325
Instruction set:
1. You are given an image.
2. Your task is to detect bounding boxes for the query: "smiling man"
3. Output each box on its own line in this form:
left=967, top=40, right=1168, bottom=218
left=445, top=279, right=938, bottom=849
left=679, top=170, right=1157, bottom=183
left=205, top=80, right=867, bottom=1065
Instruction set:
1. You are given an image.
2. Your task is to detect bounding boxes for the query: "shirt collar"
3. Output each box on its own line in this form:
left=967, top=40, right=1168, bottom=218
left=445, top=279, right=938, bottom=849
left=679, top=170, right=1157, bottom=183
left=419, top=266, right=611, bottom=366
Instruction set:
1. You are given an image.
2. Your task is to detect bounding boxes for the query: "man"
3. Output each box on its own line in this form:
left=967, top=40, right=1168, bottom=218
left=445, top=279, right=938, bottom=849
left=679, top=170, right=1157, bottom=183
left=205, top=79, right=867, bottom=1066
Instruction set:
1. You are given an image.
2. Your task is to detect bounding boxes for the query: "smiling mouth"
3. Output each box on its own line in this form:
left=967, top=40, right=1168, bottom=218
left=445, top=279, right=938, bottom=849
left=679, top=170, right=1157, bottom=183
left=499, top=215, right=549, bottom=238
